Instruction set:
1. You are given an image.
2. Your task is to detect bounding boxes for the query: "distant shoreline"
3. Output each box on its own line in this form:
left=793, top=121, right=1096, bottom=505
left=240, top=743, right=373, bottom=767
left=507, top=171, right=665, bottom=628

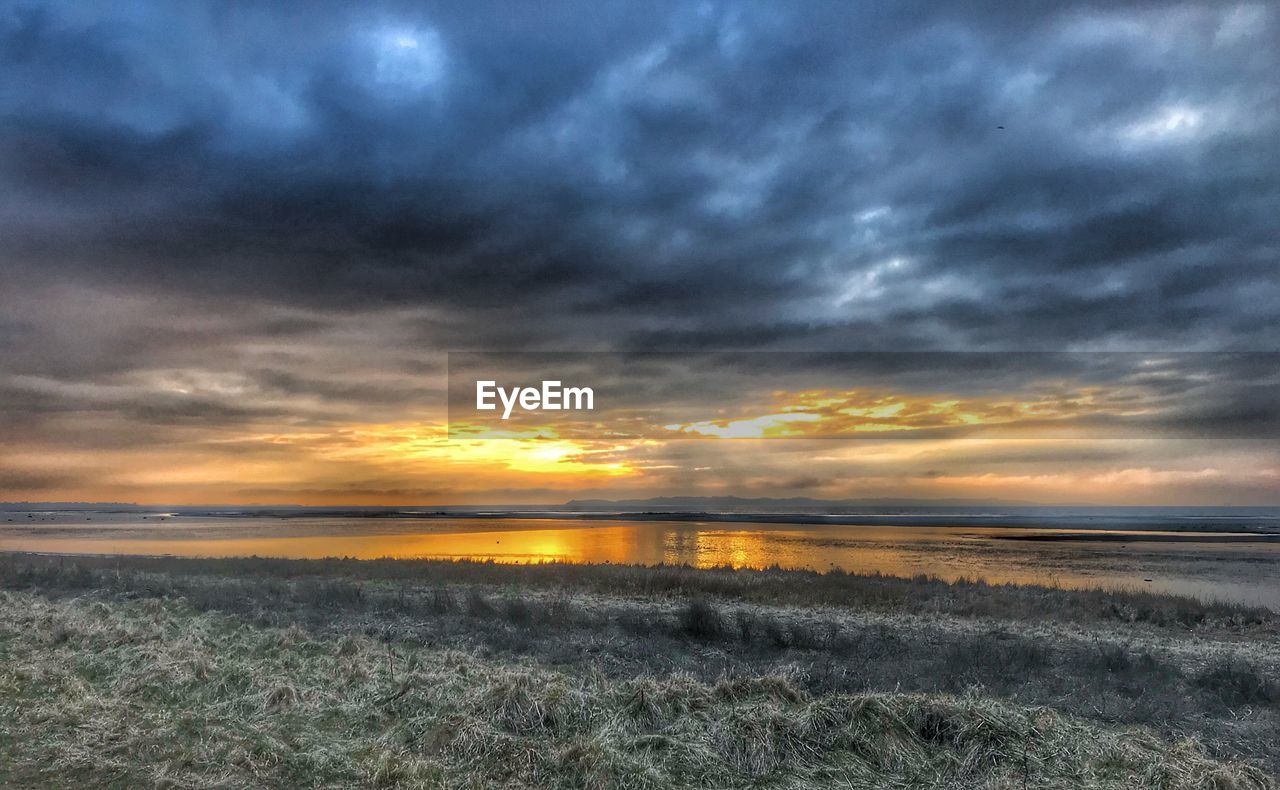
left=8, top=505, right=1280, bottom=534
left=982, top=531, right=1280, bottom=543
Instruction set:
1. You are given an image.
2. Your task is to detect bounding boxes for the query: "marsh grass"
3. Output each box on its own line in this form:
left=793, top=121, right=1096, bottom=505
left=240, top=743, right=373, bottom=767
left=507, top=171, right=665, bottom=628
left=1194, top=657, right=1280, bottom=708
left=2, top=553, right=1279, bottom=784
left=0, top=591, right=1272, bottom=789
left=3, top=553, right=1271, bottom=631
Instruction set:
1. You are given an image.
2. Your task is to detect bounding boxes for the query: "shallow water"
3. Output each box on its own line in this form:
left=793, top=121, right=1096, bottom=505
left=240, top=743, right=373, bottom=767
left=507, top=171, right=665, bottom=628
left=3, top=511, right=1280, bottom=609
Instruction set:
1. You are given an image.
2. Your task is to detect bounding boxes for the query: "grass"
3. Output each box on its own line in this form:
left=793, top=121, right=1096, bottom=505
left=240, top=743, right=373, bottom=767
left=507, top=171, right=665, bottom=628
left=0, top=552, right=1277, bottom=787
left=3, top=552, right=1271, bottom=630
left=0, top=591, right=1271, bottom=789
left=1194, top=657, right=1280, bottom=708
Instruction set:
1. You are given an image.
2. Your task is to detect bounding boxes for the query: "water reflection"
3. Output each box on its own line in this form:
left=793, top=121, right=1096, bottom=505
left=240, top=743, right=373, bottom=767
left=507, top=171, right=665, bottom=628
left=2, top=513, right=1279, bottom=608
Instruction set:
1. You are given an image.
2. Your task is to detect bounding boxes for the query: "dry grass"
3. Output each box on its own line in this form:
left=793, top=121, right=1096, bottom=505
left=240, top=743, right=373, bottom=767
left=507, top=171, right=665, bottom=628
left=0, top=590, right=1272, bottom=789
left=4, top=552, right=1280, bottom=774
left=3, top=552, right=1272, bottom=632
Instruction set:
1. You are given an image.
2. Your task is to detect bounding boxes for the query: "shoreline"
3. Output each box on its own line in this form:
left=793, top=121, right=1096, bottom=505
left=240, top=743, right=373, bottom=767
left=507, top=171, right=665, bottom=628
left=4, top=550, right=1275, bottom=621
left=9, top=506, right=1280, bottom=533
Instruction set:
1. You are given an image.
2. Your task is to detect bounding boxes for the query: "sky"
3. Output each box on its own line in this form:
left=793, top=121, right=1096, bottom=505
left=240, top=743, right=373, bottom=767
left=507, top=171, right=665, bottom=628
left=1, top=1, right=1278, bottom=506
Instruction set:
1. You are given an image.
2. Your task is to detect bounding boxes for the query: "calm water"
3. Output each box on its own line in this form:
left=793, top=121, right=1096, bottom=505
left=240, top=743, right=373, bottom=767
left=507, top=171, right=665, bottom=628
left=4, top=510, right=1280, bottom=609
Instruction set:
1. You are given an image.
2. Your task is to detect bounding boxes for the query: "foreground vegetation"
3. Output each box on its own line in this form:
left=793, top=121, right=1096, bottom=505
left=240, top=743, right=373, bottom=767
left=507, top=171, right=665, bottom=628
left=1, top=553, right=1277, bottom=788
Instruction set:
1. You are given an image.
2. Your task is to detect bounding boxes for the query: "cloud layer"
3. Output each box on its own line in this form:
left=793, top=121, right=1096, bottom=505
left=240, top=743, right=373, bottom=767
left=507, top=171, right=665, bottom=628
left=1, top=1, right=1277, bottom=503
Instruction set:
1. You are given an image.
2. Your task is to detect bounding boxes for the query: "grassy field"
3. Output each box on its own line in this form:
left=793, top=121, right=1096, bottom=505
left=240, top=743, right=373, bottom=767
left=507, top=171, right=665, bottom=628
left=1, top=553, right=1277, bottom=788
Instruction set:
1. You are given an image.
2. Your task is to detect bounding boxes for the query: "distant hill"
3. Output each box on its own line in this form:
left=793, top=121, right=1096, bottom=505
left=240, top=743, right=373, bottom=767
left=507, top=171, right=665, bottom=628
left=561, top=495, right=1045, bottom=512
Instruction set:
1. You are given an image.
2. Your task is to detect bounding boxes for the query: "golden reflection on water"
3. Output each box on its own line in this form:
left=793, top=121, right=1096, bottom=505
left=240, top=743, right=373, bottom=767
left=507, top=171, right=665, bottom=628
left=3, top=515, right=1279, bottom=607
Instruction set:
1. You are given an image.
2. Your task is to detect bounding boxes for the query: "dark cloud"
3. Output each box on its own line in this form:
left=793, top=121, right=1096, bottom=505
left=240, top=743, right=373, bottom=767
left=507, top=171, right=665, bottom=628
left=0, top=0, right=1274, bottom=355
left=1, top=1, right=1277, bottom=503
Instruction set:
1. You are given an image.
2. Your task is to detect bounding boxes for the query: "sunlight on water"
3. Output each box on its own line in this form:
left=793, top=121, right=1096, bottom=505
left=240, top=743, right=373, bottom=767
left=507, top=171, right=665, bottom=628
left=3, top=513, right=1279, bottom=608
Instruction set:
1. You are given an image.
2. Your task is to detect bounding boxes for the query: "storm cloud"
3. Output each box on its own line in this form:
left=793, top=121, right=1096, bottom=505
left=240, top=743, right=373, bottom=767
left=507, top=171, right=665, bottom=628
left=4, top=1, right=1278, bottom=345
left=1, top=1, right=1277, bottom=503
